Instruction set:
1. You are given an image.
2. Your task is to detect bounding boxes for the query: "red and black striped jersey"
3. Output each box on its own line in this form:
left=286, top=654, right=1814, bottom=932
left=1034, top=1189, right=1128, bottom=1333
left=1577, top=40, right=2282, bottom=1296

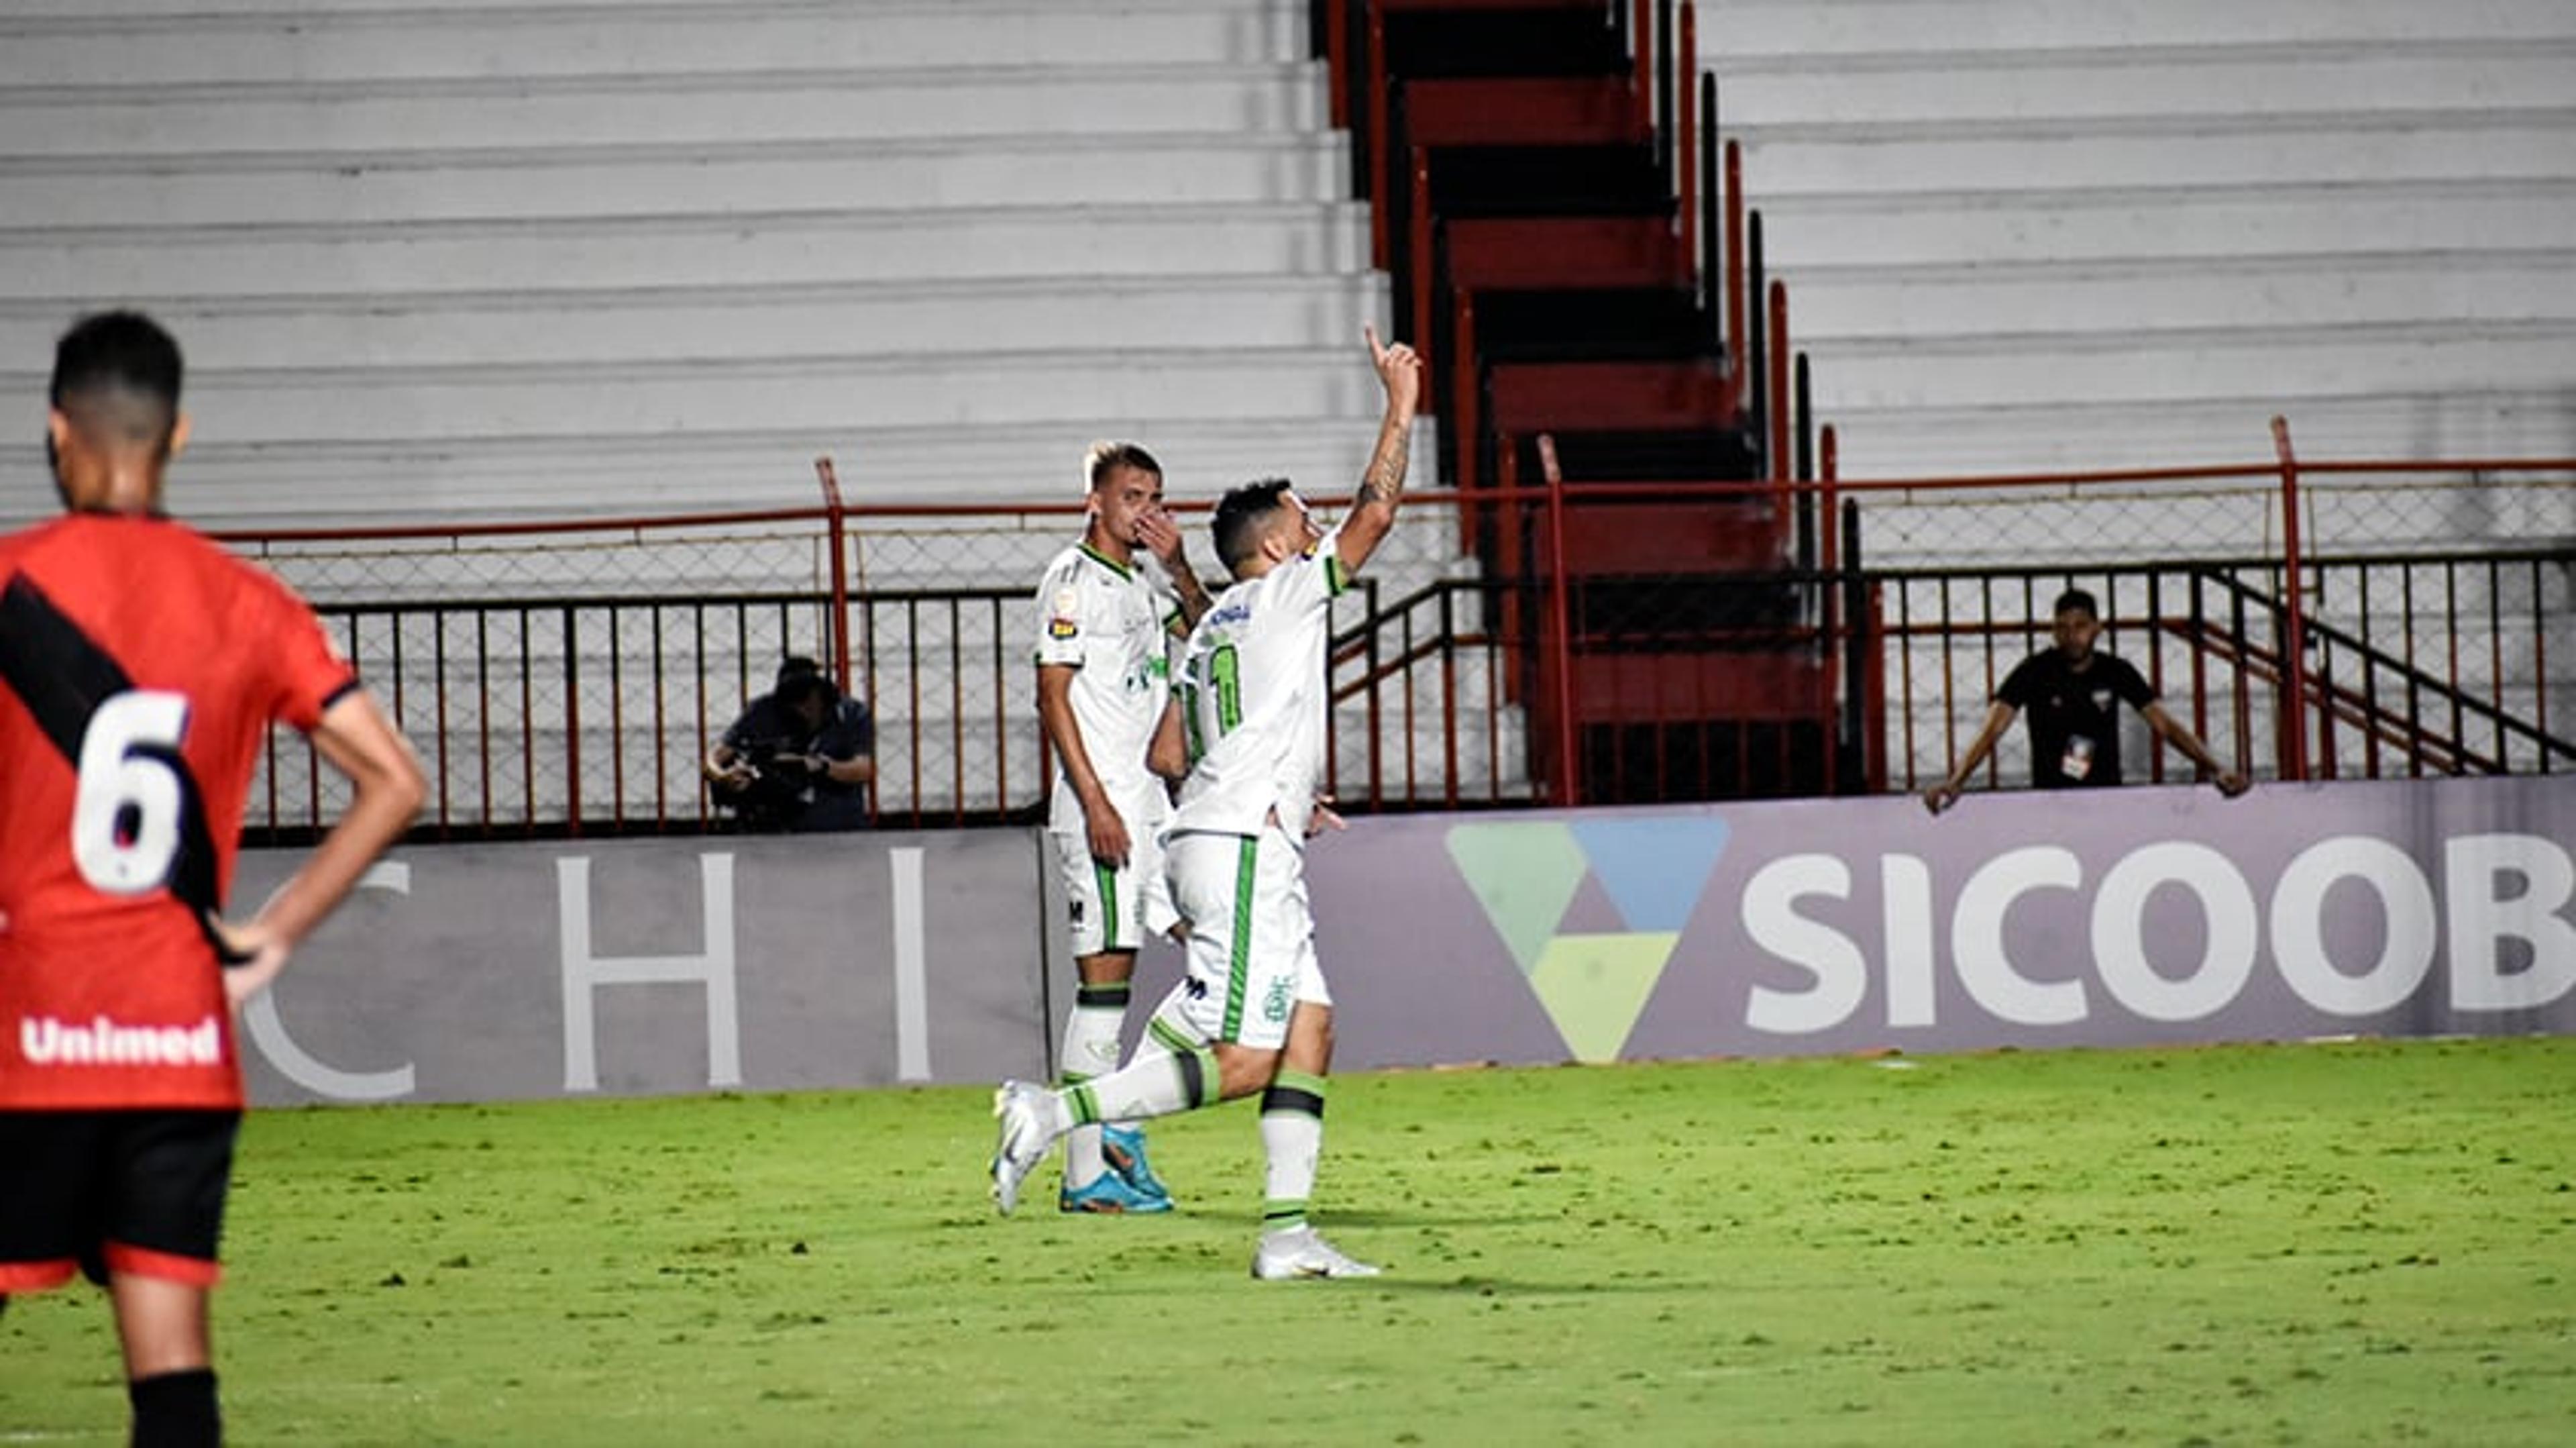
left=0, top=513, right=354, bottom=1109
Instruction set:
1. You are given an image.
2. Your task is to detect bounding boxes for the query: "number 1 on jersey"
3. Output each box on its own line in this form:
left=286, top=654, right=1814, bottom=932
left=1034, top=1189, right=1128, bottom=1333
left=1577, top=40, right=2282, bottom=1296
left=1207, top=643, right=1242, bottom=735
left=72, top=689, right=191, bottom=895
left=1183, top=641, right=1242, bottom=757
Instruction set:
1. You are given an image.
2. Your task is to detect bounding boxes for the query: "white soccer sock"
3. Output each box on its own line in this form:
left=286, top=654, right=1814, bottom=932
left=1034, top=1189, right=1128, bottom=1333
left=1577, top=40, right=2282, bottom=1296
left=1065, top=1041, right=1220, bottom=1129
left=1258, top=1070, right=1328, bottom=1237
left=1059, top=982, right=1131, bottom=1188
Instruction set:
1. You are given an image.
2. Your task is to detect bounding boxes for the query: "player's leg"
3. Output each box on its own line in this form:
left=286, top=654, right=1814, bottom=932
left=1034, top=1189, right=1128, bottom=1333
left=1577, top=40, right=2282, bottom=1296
left=1050, top=829, right=1164, bottom=1212
left=992, top=831, right=1277, bottom=1213
left=1259, top=996, right=1334, bottom=1242
left=1058, top=951, right=1134, bottom=1190
left=0, top=1112, right=97, bottom=1300
left=1249, top=863, right=1377, bottom=1280
left=1097, top=828, right=1186, bottom=1202
left=101, top=1110, right=238, bottom=1448
left=111, top=1275, right=219, bottom=1445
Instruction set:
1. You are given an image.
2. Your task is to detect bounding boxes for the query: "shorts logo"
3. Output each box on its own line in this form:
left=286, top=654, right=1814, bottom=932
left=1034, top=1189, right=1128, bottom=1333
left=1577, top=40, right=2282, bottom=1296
left=1445, top=818, right=1731, bottom=1064
left=1069, top=898, right=1085, bottom=925
left=1262, top=978, right=1292, bottom=1025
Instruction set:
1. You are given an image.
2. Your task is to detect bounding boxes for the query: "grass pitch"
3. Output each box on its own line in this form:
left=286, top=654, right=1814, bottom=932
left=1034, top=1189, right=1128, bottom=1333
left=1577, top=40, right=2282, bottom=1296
left=5, top=1037, right=2573, bottom=1445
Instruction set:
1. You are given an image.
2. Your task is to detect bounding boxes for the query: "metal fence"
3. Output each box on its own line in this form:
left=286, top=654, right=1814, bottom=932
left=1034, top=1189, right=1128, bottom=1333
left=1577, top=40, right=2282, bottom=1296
left=219, top=442, right=2576, bottom=841
left=1844, top=447, right=2576, bottom=794
left=227, top=490, right=1535, bottom=841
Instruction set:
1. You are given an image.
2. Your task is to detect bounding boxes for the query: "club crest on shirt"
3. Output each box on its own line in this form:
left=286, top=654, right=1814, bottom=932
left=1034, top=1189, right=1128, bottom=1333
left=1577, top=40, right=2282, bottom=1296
left=2092, top=688, right=2114, bottom=713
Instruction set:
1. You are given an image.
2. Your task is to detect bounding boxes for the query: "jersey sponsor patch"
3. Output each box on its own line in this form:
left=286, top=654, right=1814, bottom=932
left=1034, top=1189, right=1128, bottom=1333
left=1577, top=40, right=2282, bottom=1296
left=1048, top=586, right=1081, bottom=639
left=19, top=1013, right=223, bottom=1068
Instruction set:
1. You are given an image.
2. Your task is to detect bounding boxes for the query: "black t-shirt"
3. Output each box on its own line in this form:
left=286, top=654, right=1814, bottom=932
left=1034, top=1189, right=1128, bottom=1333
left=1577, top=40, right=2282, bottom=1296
left=720, top=692, right=875, bottom=801
left=1996, top=649, right=2155, bottom=788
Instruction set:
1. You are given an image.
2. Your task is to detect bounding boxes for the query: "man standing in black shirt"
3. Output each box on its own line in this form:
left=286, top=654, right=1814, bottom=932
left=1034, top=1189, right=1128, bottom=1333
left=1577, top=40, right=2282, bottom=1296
left=1924, top=588, right=2248, bottom=813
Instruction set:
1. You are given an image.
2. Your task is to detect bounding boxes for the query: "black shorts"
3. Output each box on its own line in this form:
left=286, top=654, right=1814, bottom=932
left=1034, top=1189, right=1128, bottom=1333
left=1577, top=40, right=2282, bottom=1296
left=0, top=1109, right=241, bottom=1294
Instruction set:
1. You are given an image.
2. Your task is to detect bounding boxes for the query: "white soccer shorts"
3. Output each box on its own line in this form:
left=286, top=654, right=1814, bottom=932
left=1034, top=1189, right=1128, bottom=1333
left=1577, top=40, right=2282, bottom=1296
left=1052, top=823, right=1176, bottom=958
left=1163, top=825, right=1332, bottom=1051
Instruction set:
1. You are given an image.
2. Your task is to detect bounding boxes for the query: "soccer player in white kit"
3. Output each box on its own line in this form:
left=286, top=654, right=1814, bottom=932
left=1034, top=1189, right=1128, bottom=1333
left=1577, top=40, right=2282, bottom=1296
left=993, top=327, right=1424, bottom=1280
left=1033, top=443, right=1212, bottom=1212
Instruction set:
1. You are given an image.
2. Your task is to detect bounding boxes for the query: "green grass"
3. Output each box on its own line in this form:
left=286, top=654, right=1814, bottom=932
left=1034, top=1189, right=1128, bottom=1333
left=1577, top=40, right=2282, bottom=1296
left=6, top=1037, right=2574, bottom=1445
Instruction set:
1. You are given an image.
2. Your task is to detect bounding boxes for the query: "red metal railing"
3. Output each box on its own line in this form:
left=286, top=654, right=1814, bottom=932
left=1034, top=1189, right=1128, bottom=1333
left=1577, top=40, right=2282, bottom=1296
left=2271, top=417, right=2312, bottom=780
left=216, top=431, right=2572, bottom=840
left=1823, top=443, right=2576, bottom=793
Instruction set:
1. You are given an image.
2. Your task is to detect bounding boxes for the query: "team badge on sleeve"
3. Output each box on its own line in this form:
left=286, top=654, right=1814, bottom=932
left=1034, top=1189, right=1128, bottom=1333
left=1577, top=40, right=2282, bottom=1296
left=1048, top=586, right=1081, bottom=640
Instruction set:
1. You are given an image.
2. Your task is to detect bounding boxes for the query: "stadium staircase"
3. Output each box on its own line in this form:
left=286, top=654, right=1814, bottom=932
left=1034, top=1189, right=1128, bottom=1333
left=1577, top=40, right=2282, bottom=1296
left=1346, top=0, right=1835, bottom=802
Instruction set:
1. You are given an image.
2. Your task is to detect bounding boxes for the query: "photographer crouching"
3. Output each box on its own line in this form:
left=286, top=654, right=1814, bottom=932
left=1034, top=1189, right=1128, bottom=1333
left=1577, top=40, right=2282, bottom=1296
left=704, top=656, right=877, bottom=831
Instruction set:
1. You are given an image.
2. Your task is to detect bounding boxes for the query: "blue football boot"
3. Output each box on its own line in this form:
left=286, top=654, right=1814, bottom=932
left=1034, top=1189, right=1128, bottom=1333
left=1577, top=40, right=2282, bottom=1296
left=1102, top=1123, right=1173, bottom=1203
left=1059, top=1170, right=1173, bottom=1214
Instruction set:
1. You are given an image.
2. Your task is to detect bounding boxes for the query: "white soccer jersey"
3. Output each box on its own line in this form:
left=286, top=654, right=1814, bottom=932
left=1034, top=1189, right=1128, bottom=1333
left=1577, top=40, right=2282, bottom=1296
left=1169, top=528, right=1350, bottom=843
left=1034, top=542, right=1181, bottom=834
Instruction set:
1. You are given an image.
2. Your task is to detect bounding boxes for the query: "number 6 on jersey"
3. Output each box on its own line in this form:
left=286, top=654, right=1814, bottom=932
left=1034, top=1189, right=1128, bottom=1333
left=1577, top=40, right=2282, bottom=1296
left=71, top=688, right=191, bottom=895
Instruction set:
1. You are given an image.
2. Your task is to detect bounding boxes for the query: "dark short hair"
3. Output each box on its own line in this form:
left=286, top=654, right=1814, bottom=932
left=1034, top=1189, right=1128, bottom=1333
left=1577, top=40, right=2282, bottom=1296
left=2052, top=588, right=2100, bottom=619
left=1212, top=478, right=1296, bottom=574
left=51, top=311, right=182, bottom=448
left=774, top=656, right=835, bottom=707
left=1085, top=441, right=1162, bottom=492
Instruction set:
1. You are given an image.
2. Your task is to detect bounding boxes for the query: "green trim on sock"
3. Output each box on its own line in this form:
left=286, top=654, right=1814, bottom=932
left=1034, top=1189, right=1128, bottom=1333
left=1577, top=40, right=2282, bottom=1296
left=1067, top=1082, right=1103, bottom=1127
left=1075, top=981, right=1132, bottom=1009
left=1263, top=1199, right=1309, bottom=1228
left=1261, top=1083, right=1324, bottom=1118
left=1271, top=1069, right=1328, bottom=1100
left=1195, top=1045, right=1223, bottom=1108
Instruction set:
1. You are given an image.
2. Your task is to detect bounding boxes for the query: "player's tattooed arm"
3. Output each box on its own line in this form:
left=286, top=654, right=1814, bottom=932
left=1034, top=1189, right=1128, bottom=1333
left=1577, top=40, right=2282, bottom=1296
left=1338, top=325, right=1426, bottom=576
left=1357, top=397, right=1412, bottom=507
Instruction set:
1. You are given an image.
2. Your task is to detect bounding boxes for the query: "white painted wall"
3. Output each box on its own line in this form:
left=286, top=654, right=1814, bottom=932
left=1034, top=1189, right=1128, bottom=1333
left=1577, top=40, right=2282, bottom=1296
left=0, top=0, right=1428, bottom=529
left=1702, top=0, right=2576, bottom=490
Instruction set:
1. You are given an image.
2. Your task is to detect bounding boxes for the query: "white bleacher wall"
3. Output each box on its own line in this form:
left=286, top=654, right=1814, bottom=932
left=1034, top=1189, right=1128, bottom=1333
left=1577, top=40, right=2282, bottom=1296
left=1703, top=0, right=2576, bottom=780
left=1700, top=0, right=2576, bottom=497
left=0, top=0, right=1435, bottom=533
left=0, top=0, right=1517, bottom=817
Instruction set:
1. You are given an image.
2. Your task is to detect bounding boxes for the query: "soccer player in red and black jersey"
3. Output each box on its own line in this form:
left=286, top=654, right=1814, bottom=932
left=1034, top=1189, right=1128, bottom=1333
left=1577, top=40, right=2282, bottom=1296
left=0, top=312, right=425, bottom=1445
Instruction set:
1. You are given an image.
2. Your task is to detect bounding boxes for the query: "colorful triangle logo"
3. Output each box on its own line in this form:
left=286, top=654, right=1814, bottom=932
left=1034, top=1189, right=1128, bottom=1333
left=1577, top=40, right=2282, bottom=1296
left=1529, top=933, right=1681, bottom=1064
left=1445, top=817, right=1729, bottom=1061
left=1444, top=822, right=1587, bottom=976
